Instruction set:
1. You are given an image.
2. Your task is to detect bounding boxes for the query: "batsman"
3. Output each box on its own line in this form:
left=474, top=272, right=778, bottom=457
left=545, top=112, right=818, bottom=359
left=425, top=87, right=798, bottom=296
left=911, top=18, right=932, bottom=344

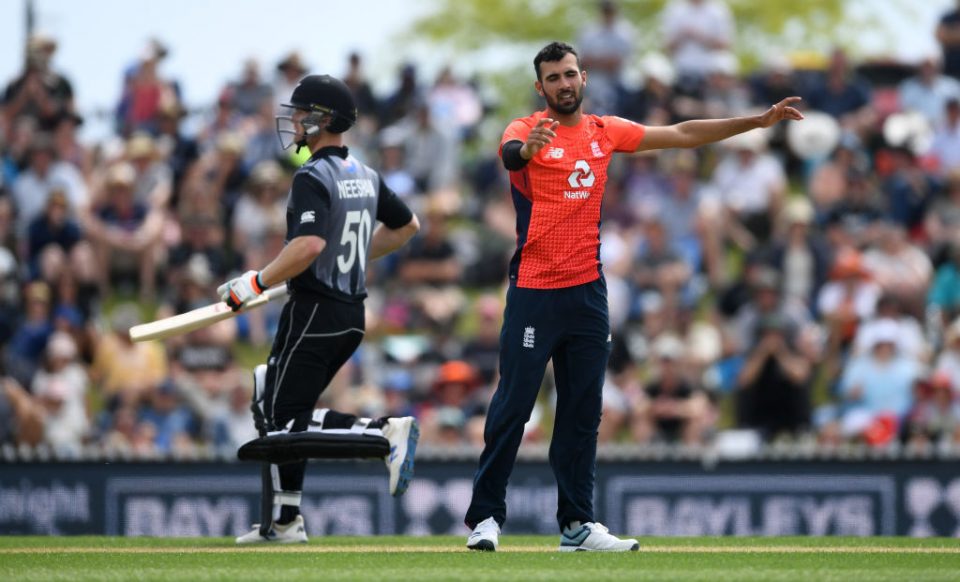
left=219, top=74, right=421, bottom=544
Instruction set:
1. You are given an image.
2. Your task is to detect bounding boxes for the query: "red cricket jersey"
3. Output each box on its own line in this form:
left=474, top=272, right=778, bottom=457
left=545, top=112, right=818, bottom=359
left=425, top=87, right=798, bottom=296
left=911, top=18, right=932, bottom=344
left=501, top=110, right=646, bottom=289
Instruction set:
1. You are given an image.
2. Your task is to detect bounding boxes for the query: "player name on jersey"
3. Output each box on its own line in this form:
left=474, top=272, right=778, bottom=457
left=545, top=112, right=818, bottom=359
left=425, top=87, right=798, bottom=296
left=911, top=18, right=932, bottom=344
left=336, top=178, right=376, bottom=199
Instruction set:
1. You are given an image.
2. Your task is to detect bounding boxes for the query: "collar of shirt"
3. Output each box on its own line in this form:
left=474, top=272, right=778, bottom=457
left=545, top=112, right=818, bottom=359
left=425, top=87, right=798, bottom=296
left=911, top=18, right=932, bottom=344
left=309, top=145, right=349, bottom=161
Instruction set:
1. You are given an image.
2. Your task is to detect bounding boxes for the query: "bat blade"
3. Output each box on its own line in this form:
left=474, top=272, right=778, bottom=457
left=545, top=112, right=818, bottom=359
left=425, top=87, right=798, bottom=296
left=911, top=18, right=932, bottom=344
left=128, top=284, right=288, bottom=342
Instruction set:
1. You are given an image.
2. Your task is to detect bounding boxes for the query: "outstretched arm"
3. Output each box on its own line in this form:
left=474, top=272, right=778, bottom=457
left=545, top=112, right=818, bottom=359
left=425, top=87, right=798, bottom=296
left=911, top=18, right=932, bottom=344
left=636, top=97, right=804, bottom=152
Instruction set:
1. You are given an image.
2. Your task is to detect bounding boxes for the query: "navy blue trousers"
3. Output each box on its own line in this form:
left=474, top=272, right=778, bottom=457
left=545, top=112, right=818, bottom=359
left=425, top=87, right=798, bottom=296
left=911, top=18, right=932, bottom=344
left=465, top=277, right=610, bottom=531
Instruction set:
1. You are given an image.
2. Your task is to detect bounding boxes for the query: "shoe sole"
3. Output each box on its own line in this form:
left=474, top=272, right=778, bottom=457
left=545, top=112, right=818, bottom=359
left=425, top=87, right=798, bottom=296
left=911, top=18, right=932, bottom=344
left=393, top=420, right=419, bottom=497
left=236, top=536, right=308, bottom=545
left=467, top=539, right=496, bottom=552
left=558, top=542, right=639, bottom=552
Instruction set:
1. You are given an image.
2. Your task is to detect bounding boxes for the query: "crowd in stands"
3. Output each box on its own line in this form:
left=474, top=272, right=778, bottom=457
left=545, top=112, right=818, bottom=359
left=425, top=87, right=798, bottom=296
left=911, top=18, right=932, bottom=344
left=3, top=0, right=960, bottom=457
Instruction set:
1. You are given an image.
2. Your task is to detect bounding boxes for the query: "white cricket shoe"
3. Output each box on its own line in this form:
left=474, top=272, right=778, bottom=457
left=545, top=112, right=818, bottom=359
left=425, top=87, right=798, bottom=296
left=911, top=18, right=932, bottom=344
left=466, top=517, right=500, bottom=552
left=558, top=522, right=639, bottom=552
left=235, top=515, right=308, bottom=545
left=382, top=416, right=419, bottom=497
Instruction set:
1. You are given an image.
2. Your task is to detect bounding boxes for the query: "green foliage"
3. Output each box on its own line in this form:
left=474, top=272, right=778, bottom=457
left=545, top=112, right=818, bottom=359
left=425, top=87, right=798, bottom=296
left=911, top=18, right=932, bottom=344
left=409, top=0, right=851, bottom=58
left=405, top=0, right=866, bottom=126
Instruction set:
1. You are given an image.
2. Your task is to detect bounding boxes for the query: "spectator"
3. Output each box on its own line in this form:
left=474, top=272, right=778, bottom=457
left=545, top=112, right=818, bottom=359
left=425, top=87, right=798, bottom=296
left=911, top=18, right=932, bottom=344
left=936, top=0, right=960, bottom=80
left=428, top=67, right=484, bottom=141
left=930, top=98, right=960, bottom=175
left=31, top=331, right=89, bottom=454
left=924, top=168, right=960, bottom=261
left=384, top=102, right=456, bottom=193
left=821, top=168, right=885, bottom=249
left=210, top=381, right=257, bottom=451
left=381, top=63, right=422, bottom=128
left=737, top=313, right=812, bottom=440
left=398, top=203, right=462, bottom=287
left=231, top=160, right=287, bottom=255
left=182, top=131, right=248, bottom=216
left=241, top=100, right=285, bottom=168
left=765, top=198, right=832, bottom=310
left=648, top=151, right=707, bottom=271
left=928, top=243, right=960, bottom=326
left=139, top=380, right=198, bottom=454
left=902, top=372, right=960, bottom=447
left=750, top=54, right=801, bottom=108
left=817, top=249, right=882, bottom=351
left=343, top=52, right=379, bottom=119
left=378, top=137, right=417, bottom=201
left=2, top=34, right=75, bottom=131
left=125, top=132, right=173, bottom=210
left=809, top=136, right=869, bottom=213
left=882, top=146, right=939, bottom=233
left=5, top=281, right=54, bottom=387
left=837, top=320, right=922, bottom=443
left=84, top=162, right=163, bottom=300
left=26, top=188, right=83, bottom=277
left=154, top=98, right=198, bottom=203
left=853, top=294, right=929, bottom=363
left=576, top=0, right=636, bottom=115
left=226, top=59, right=273, bottom=118
left=90, top=304, right=168, bottom=406
left=51, top=111, right=90, bottom=177
left=805, top=48, right=874, bottom=135
left=461, top=294, right=503, bottom=386
left=0, top=375, right=43, bottom=446
left=898, top=55, right=960, bottom=127
left=660, top=0, right=735, bottom=92
left=631, top=214, right=692, bottom=311
left=727, top=265, right=811, bottom=354
left=420, top=360, right=483, bottom=444
left=381, top=370, right=416, bottom=419
left=710, top=128, right=786, bottom=248
left=272, top=52, right=308, bottom=114
left=935, top=318, right=960, bottom=389
left=698, top=52, right=752, bottom=119
left=634, top=334, right=711, bottom=444
left=862, top=221, right=933, bottom=316
left=116, top=40, right=178, bottom=136
left=624, top=53, right=678, bottom=125
left=11, top=135, right=88, bottom=236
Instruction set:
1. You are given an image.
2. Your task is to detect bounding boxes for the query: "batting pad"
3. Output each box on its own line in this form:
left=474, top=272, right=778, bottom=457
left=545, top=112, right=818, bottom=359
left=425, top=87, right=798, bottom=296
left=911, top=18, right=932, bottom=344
left=237, top=431, right=390, bottom=465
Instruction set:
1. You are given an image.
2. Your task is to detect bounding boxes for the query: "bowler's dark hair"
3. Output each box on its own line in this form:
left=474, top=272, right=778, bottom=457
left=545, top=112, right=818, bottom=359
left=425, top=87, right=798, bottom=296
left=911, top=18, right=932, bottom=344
left=534, top=42, right=581, bottom=81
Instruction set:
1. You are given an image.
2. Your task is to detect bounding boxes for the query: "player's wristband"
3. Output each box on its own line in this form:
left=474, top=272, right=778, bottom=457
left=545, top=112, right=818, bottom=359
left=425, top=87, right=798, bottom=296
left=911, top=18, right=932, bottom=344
left=254, top=272, right=266, bottom=293
left=501, top=140, right=530, bottom=171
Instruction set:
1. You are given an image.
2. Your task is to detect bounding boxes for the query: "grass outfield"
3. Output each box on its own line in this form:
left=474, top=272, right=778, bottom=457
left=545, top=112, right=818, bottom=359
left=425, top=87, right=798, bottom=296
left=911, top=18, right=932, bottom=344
left=2, top=536, right=960, bottom=581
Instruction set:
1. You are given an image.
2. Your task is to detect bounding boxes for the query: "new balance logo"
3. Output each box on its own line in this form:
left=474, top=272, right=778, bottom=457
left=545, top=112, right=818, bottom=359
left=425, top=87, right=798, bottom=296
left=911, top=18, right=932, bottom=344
left=523, top=326, right=535, bottom=349
left=300, top=211, right=315, bottom=224
left=546, top=147, right=564, bottom=159
left=591, top=141, right=603, bottom=158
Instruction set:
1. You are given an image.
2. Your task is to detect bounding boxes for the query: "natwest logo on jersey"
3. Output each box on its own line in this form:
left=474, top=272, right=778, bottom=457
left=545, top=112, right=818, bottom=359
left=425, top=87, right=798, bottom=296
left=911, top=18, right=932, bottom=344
left=567, top=159, right=595, bottom=189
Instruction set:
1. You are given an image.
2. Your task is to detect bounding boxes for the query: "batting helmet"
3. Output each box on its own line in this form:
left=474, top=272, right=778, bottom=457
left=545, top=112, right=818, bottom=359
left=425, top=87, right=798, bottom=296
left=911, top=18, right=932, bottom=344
left=282, top=74, right=357, bottom=134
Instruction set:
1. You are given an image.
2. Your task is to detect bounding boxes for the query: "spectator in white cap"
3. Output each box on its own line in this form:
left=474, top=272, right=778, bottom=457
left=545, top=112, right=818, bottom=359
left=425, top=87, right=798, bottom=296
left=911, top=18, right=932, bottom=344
left=31, top=331, right=89, bottom=454
left=839, top=318, right=922, bottom=439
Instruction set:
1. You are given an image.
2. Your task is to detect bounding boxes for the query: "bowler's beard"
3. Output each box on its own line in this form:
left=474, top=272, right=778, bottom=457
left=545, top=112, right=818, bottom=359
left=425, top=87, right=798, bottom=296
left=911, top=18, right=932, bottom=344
left=545, top=86, right=583, bottom=115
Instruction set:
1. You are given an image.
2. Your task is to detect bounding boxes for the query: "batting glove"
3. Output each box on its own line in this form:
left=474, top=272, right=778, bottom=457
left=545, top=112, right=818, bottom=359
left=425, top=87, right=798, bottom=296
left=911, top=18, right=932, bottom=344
left=217, top=270, right=266, bottom=312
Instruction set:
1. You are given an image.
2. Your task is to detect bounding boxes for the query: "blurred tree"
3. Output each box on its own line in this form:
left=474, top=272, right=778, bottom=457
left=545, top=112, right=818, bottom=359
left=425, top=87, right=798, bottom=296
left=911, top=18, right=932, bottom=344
left=405, top=0, right=918, bottom=129
left=409, top=0, right=913, bottom=60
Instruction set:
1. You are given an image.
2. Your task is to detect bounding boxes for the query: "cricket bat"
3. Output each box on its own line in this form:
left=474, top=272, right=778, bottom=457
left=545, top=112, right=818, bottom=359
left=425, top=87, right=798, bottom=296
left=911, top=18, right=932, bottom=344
left=129, top=284, right=289, bottom=342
